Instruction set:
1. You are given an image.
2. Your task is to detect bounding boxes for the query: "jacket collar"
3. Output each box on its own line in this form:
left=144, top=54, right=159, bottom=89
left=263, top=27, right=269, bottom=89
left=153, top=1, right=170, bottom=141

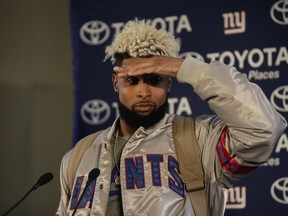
left=104, top=113, right=173, bottom=142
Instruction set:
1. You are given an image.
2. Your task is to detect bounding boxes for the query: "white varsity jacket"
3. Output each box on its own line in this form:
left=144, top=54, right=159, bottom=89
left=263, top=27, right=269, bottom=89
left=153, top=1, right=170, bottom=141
left=55, top=57, right=287, bottom=216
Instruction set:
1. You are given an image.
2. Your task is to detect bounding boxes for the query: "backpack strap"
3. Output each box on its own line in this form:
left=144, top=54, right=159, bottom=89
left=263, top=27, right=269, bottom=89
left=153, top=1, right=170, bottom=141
left=67, top=131, right=102, bottom=194
left=172, top=116, right=210, bottom=216
left=66, top=117, right=210, bottom=215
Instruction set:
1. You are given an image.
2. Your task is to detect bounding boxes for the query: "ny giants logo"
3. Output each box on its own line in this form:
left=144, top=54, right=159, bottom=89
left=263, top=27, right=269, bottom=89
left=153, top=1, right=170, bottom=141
left=70, top=154, right=184, bottom=210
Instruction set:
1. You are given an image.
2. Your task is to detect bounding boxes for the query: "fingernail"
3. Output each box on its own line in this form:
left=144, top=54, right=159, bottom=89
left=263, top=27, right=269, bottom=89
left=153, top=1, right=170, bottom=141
left=113, top=66, right=120, bottom=70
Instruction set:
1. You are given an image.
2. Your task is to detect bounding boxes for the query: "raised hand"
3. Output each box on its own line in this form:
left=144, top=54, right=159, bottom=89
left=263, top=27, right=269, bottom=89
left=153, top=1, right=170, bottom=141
left=113, top=56, right=184, bottom=78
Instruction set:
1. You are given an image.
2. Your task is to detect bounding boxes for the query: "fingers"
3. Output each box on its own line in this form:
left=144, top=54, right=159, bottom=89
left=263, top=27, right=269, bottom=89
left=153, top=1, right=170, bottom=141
left=113, top=65, right=127, bottom=77
left=113, top=56, right=183, bottom=78
left=113, top=58, right=155, bottom=77
left=113, top=64, right=155, bottom=77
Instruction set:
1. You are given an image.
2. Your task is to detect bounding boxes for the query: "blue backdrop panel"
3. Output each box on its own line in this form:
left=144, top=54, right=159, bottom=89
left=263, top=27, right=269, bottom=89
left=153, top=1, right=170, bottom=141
left=70, top=0, right=288, bottom=215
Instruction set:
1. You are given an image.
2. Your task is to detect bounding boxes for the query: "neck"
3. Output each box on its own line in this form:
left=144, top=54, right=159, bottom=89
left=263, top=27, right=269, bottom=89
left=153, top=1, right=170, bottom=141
left=118, top=118, right=136, bottom=137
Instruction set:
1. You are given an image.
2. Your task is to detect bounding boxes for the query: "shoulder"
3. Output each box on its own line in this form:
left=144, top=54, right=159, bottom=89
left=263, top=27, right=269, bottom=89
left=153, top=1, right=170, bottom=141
left=61, top=129, right=110, bottom=163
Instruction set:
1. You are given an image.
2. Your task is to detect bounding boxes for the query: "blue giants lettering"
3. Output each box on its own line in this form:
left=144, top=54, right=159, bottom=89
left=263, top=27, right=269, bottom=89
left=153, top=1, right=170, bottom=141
left=168, top=155, right=184, bottom=197
left=147, top=154, right=163, bottom=186
left=70, top=176, right=96, bottom=210
left=125, top=156, right=145, bottom=189
left=70, top=176, right=84, bottom=209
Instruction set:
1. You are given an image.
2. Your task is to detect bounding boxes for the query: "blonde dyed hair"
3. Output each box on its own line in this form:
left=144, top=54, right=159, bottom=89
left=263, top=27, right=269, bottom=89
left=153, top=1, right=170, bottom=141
left=105, top=19, right=180, bottom=64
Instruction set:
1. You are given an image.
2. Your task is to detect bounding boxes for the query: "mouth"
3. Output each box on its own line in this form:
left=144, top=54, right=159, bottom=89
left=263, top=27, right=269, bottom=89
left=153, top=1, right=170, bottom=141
left=133, top=102, right=155, bottom=113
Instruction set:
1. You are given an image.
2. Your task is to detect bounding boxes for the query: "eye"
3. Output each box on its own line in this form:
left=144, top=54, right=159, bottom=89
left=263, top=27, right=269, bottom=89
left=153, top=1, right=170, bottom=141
left=147, top=75, right=163, bottom=86
left=126, top=77, right=139, bottom=85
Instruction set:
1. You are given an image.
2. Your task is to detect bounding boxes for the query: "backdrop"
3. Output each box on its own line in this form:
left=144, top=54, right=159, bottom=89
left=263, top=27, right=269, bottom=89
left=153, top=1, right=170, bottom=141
left=69, top=0, right=288, bottom=215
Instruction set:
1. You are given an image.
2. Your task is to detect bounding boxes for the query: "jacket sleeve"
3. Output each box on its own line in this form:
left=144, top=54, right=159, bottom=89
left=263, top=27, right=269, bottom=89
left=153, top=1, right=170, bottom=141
left=177, top=56, right=287, bottom=188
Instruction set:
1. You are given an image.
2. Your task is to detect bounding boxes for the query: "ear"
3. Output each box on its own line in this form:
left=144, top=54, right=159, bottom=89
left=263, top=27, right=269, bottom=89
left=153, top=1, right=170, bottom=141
left=112, top=74, right=119, bottom=93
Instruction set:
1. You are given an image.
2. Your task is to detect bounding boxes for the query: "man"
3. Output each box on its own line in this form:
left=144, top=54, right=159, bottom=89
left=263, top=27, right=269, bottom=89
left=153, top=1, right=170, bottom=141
left=56, top=19, right=287, bottom=216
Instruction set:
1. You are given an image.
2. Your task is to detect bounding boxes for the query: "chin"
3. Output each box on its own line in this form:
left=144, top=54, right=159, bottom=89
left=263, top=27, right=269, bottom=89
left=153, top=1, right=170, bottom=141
left=137, top=111, right=153, bottom=116
left=118, top=99, right=168, bottom=129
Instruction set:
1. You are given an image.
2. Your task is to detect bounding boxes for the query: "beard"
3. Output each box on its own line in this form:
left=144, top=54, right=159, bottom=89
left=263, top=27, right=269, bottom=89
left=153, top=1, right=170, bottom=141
left=118, top=99, right=168, bottom=130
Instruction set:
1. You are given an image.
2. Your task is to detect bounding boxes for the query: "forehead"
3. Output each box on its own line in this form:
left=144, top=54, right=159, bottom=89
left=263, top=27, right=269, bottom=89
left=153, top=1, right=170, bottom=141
left=136, top=74, right=166, bottom=80
left=119, top=74, right=168, bottom=83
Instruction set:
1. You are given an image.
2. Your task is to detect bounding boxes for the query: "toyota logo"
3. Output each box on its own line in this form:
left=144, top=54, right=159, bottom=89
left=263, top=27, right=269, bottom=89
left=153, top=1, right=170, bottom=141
left=80, top=21, right=110, bottom=45
left=270, top=0, right=288, bottom=25
left=81, top=99, right=111, bottom=125
left=270, top=85, right=288, bottom=112
left=271, top=177, right=288, bottom=204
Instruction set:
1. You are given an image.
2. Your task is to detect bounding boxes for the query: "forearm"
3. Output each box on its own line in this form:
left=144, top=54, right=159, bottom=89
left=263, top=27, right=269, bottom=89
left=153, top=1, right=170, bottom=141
left=178, top=57, right=287, bottom=162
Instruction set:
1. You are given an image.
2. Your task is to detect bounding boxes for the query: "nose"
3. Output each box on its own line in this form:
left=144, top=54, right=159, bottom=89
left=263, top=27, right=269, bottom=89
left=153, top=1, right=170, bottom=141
left=137, top=83, right=151, bottom=99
